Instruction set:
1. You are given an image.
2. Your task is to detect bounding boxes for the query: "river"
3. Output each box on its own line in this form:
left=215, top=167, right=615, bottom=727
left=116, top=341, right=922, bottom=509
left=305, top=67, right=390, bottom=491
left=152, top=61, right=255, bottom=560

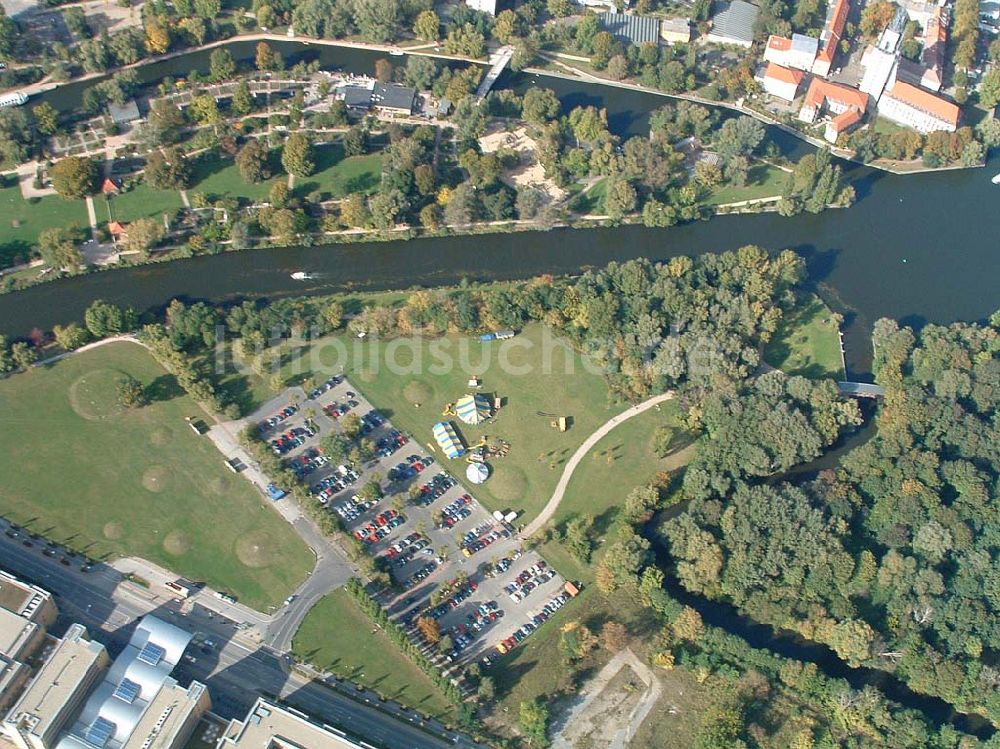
left=6, top=40, right=999, bottom=378
left=9, top=40, right=1000, bottom=733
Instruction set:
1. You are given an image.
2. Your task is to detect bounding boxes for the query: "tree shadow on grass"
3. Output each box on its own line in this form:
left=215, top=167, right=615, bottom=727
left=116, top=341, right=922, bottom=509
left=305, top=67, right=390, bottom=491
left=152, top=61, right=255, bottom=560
left=340, top=172, right=380, bottom=197
left=145, top=374, right=184, bottom=403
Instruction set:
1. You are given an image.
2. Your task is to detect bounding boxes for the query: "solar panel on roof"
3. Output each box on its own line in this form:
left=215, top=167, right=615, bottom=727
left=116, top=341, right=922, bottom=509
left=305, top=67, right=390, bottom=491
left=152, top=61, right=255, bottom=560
left=137, top=642, right=166, bottom=665
left=85, top=717, right=116, bottom=748
left=113, top=678, right=141, bottom=704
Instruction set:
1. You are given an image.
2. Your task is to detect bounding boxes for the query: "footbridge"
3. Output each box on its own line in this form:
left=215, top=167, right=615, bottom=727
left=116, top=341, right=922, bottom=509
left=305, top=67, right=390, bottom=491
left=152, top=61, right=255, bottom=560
left=475, top=46, right=514, bottom=103
left=837, top=381, right=885, bottom=398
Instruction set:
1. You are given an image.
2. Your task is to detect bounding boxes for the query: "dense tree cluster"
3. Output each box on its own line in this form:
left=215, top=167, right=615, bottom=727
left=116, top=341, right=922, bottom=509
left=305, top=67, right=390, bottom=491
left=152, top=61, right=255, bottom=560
left=664, top=315, right=1000, bottom=722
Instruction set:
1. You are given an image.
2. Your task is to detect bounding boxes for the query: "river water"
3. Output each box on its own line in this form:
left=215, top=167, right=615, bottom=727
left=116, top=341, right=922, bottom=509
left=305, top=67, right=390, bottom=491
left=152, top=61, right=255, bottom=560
left=8, top=41, right=1000, bottom=732
left=6, top=40, right=999, bottom=377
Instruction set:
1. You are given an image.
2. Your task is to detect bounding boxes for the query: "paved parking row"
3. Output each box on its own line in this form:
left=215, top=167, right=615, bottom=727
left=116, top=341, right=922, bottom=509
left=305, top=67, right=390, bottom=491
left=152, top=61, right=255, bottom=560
left=248, top=377, right=573, bottom=665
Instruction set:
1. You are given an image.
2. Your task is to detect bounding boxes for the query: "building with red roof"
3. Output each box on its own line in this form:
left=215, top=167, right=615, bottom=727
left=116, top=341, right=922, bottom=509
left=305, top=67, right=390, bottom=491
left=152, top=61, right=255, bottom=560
left=799, top=78, right=869, bottom=142
left=756, top=63, right=805, bottom=101
left=878, top=80, right=960, bottom=133
left=812, top=0, right=850, bottom=77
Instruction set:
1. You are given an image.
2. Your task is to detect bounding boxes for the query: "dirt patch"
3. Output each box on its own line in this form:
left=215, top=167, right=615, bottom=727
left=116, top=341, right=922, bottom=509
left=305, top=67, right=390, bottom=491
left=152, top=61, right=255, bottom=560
left=551, top=649, right=662, bottom=749
left=479, top=126, right=567, bottom=203
left=103, top=522, right=124, bottom=540
left=403, top=380, right=433, bottom=404
left=207, top=476, right=230, bottom=496
left=68, top=369, right=127, bottom=421
left=163, top=530, right=192, bottom=556
left=142, top=465, right=170, bottom=493
left=149, top=427, right=173, bottom=446
left=235, top=530, right=275, bottom=568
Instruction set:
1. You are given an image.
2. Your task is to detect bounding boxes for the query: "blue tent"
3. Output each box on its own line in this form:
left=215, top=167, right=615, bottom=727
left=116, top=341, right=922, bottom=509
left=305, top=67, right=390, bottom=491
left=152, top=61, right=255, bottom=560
left=433, top=421, right=465, bottom=459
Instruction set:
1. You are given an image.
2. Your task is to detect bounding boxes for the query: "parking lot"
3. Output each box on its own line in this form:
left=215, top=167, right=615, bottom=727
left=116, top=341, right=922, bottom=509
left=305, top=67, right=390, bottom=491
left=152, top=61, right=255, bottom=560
left=246, top=377, right=572, bottom=664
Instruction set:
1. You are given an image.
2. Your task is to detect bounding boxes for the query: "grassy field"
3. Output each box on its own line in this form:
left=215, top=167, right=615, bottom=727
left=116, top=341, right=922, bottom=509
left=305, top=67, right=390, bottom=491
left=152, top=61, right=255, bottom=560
left=292, top=588, right=456, bottom=719
left=0, top=179, right=88, bottom=267
left=297, top=143, right=382, bottom=201
left=0, top=341, right=313, bottom=609
left=190, top=151, right=280, bottom=202
left=763, top=295, right=844, bottom=379
left=570, top=177, right=608, bottom=215
left=105, top=183, right=184, bottom=223
left=279, top=324, right=623, bottom=523
left=536, top=402, right=695, bottom=583
left=706, top=162, right=789, bottom=205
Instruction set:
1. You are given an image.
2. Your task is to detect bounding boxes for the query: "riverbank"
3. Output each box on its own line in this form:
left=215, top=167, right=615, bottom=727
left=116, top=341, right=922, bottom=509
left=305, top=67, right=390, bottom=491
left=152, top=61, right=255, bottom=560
left=13, top=33, right=982, bottom=178
left=1, top=197, right=799, bottom=297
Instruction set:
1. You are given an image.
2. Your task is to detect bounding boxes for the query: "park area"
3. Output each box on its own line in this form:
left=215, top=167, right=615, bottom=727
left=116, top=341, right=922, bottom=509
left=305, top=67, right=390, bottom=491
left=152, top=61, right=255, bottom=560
left=105, top=182, right=184, bottom=223
left=705, top=162, right=788, bottom=206
left=291, top=588, right=456, bottom=719
left=280, top=324, right=623, bottom=524
left=537, top=403, right=696, bottom=583
left=0, top=341, right=313, bottom=609
left=297, top=143, right=382, bottom=200
left=0, top=178, right=88, bottom=267
left=762, top=295, right=845, bottom=379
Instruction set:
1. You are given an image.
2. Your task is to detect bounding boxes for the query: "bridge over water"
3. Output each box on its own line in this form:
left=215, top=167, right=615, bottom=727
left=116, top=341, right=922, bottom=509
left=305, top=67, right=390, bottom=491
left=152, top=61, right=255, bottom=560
left=475, top=46, right=514, bottom=103
left=837, top=381, right=885, bottom=398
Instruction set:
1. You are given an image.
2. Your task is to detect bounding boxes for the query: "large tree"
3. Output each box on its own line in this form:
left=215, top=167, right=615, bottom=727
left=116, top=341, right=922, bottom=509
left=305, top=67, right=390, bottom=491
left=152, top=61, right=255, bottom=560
left=281, top=132, right=315, bottom=177
left=37, top=227, right=82, bottom=270
left=123, top=217, right=167, bottom=255
left=236, top=140, right=272, bottom=183
left=50, top=157, right=97, bottom=200
left=352, top=0, right=400, bottom=42
left=209, top=48, right=237, bottom=82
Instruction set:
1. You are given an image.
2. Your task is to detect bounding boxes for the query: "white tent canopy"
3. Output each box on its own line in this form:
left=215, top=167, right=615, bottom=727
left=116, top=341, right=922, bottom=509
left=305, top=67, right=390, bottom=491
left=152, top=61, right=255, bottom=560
left=466, top=463, right=489, bottom=485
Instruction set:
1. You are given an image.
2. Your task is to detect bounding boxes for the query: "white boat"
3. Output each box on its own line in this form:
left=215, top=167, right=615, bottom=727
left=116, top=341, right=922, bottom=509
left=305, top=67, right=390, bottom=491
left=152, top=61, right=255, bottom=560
left=992, top=173, right=1000, bottom=185
left=0, top=91, right=28, bottom=108
left=290, top=271, right=313, bottom=280
left=389, top=48, right=404, bottom=56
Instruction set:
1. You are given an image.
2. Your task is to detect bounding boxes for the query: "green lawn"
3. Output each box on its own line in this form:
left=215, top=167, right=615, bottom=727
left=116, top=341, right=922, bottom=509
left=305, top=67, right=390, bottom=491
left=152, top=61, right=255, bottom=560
left=190, top=150, right=280, bottom=202
left=297, top=143, right=382, bottom=201
left=763, top=294, right=845, bottom=379
left=0, top=341, right=313, bottom=610
left=292, top=588, right=456, bottom=719
left=873, top=116, right=908, bottom=137
left=280, top=324, right=622, bottom=524
left=570, top=177, right=608, bottom=215
left=105, top=182, right=184, bottom=223
left=706, top=163, right=789, bottom=206
left=0, top=178, right=88, bottom=268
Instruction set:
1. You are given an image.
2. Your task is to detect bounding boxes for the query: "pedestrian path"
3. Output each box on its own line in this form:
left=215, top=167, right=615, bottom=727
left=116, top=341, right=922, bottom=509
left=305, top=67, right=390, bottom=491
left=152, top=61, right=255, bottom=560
left=520, top=391, right=675, bottom=539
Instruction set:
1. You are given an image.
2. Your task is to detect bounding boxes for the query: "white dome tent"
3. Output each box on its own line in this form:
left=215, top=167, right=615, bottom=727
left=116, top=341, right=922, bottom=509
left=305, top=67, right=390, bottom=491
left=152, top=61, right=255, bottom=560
left=466, top=462, right=490, bottom=485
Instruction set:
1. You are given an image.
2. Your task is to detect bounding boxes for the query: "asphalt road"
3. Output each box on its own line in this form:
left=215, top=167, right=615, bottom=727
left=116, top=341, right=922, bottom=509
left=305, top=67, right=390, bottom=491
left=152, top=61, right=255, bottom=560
left=0, top=531, right=479, bottom=749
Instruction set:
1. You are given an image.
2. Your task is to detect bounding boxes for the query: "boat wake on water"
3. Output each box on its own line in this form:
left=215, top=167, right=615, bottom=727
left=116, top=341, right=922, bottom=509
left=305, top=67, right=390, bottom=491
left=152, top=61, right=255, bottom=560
left=290, top=271, right=322, bottom=280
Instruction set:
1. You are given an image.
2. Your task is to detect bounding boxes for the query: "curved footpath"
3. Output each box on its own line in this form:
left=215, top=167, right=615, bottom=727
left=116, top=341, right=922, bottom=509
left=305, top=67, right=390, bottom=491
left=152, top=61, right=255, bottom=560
left=520, top=391, right=675, bottom=540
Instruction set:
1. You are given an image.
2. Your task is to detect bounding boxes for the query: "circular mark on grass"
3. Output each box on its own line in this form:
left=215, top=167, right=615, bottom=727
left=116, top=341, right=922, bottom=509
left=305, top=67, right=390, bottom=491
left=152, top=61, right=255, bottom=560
left=208, top=476, right=229, bottom=496
left=403, top=380, right=433, bottom=403
left=68, top=369, right=127, bottom=421
left=142, top=465, right=170, bottom=493
left=103, top=522, right=123, bottom=540
left=150, top=427, right=173, bottom=447
left=163, top=530, right=192, bottom=556
left=235, top=531, right=275, bottom=568
left=487, top=465, right=527, bottom=502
